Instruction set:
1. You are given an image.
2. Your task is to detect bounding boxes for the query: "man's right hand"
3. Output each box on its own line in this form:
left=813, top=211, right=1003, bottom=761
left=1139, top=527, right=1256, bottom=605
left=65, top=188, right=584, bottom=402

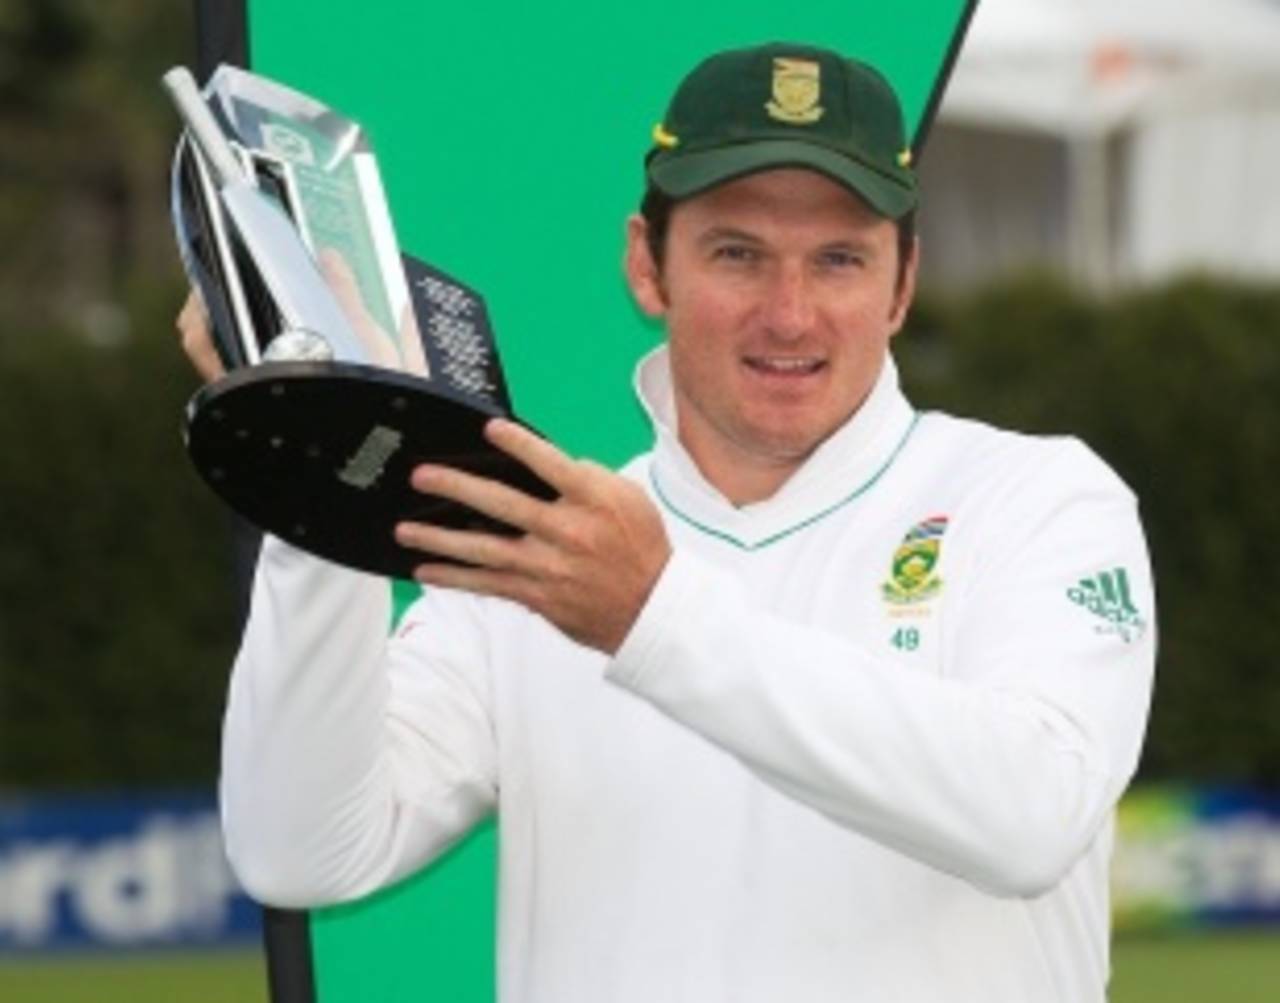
left=175, top=290, right=225, bottom=383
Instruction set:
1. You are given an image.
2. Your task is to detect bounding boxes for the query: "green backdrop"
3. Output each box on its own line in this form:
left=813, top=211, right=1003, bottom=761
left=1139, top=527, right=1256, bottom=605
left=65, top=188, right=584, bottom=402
left=245, top=3, right=975, bottom=999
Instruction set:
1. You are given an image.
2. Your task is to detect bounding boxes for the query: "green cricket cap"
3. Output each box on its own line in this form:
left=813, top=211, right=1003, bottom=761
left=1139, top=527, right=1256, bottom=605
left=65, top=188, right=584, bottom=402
left=646, top=42, right=918, bottom=219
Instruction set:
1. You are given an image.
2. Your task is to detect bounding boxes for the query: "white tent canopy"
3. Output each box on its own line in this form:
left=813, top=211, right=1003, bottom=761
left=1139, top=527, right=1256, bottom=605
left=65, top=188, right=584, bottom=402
left=945, top=0, right=1280, bottom=135
left=921, top=0, right=1280, bottom=286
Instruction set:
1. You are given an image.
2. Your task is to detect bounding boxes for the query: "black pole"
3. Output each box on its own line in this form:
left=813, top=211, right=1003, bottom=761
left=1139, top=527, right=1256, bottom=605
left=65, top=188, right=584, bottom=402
left=195, top=0, right=248, bottom=80
left=261, top=905, right=319, bottom=1003
left=193, top=4, right=317, bottom=1002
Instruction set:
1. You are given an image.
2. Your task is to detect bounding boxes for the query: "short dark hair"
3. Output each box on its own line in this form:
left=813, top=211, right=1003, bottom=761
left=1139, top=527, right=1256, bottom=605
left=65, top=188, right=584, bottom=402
left=639, top=183, right=917, bottom=289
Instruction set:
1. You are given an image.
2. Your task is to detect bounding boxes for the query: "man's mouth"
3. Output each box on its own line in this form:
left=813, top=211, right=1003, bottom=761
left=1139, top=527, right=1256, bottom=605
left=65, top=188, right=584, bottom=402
left=743, top=356, right=826, bottom=376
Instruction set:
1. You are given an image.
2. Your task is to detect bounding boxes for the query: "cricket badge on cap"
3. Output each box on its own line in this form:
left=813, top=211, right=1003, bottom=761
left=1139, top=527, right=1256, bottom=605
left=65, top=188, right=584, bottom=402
left=882, top=515, right=948, bottom=609
left=766, top=57, right=824, bottom=125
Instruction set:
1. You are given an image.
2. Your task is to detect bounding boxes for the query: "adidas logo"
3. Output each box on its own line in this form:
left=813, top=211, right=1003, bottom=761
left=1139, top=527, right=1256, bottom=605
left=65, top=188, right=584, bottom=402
left=1067, top=568, right=1145, bottom=643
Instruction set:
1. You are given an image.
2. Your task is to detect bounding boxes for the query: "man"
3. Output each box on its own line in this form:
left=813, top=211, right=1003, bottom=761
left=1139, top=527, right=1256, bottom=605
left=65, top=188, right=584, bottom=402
left=184, top=43, right=1155, bottom=1002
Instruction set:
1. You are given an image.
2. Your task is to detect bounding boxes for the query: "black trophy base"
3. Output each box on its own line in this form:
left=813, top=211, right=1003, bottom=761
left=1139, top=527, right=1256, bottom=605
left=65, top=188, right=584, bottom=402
left=185, top=362, right=556, bottom=580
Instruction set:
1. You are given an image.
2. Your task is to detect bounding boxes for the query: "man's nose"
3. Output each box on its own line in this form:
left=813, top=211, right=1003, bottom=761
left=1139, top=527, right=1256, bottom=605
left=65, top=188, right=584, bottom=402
left=763, top=263, right=815, bottom=339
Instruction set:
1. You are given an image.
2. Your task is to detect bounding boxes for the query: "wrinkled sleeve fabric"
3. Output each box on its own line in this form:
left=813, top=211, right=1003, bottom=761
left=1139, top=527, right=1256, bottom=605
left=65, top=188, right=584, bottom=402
left=220, top=536, right=498, bottom=907
left=606, top=442, right=1155, bottom=898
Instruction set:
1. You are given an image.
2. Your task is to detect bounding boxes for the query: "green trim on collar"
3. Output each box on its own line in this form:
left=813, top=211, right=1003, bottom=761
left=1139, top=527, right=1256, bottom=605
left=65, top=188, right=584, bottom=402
left=650, top=412, right=921, bottom=551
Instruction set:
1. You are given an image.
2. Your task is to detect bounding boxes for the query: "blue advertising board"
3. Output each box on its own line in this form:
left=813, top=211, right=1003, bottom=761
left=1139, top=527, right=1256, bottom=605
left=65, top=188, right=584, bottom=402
left=0, top=793, right=259, bottom=952
left=5, top=784, right=1278, bottom=954
left=1113, top=786, right=1280, bottom=931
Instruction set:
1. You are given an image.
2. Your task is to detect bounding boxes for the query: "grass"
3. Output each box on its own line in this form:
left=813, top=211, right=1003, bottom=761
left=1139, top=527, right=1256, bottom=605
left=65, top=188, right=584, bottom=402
left=0, top=931, right=1276, bottom=1001
left=1111, top=930, right=1280, bottom=1002
left=0, top=948, right=267, bottom=1003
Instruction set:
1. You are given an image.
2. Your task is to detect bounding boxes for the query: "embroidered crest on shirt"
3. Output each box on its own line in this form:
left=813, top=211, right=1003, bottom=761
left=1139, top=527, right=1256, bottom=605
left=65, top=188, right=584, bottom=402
left=881, top=515, right=948, bottom=607
left=1067, top=567, right=1146, bottom=643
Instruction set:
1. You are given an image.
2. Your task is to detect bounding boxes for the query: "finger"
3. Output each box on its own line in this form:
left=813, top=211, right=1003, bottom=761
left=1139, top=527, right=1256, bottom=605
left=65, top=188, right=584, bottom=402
left=394, top=520, right=532, bottom=573
left=484, top=419, right=588, bottom=497
left=412, top=561, right=532, bottom=606
left=410, top=463, right=551, bottom=534
left=177, top=288, right=205, bottom=330
left=175, top=289, right=224, bottom=381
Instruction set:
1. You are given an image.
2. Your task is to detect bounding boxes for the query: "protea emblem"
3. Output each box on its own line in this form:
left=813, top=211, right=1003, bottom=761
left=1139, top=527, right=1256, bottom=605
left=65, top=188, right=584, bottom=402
left=766, top=57, right=824, bottom=124
left=882, top=516, right=948, bottom=605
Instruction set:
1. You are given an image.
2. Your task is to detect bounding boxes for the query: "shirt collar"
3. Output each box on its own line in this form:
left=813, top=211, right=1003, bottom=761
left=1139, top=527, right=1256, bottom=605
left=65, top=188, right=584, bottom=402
left=635, top=345, right=916, bottom=548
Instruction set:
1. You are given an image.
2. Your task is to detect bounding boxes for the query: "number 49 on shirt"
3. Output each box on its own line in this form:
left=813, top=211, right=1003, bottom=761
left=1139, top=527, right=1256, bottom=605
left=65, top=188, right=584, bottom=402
left=891, top=626, right=920, bottom=651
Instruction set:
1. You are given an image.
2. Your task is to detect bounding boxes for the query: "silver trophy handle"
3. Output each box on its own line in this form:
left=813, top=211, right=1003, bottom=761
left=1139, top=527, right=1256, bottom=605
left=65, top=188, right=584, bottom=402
left=162, top=67, right=246, bottom=189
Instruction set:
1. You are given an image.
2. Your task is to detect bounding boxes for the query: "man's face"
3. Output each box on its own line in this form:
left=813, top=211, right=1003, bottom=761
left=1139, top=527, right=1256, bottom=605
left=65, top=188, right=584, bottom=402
left=625, top=168, right=917, bottom=501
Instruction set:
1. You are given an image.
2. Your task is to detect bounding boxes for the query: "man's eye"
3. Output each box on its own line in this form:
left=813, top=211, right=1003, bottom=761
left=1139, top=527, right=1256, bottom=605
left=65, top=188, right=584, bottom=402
left=818, top=249, right=864, bottom=268
left=713, top=244, right=760, bottom=262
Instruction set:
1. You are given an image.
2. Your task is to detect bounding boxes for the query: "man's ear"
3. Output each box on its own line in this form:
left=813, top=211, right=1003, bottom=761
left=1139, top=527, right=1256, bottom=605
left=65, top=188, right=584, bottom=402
left=887, top=234, right=920, bottom=336
left=624, top=214, right=667, bottom=318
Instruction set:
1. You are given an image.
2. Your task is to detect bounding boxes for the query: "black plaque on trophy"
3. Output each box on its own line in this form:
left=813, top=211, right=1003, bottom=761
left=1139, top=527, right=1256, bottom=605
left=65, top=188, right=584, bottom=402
left=164, top=64, right=553, bottom=580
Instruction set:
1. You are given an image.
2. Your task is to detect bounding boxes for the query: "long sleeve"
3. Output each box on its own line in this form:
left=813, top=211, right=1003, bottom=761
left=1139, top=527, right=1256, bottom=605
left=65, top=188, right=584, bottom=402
left=606, top=442, right=1155, bottom=898
left=220, top=536, right=497, bottom=907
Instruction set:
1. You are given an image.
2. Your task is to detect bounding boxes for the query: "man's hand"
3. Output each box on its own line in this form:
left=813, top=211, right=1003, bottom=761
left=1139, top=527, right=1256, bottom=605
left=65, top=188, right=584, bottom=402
left=175, top=290, right=225, bottom=382
left=395, top=419, right=672, bottom=654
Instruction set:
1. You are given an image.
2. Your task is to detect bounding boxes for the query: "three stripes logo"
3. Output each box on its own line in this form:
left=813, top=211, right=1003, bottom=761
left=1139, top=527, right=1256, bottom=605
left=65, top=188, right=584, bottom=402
left=1067, top=568, right=1146, bottom=643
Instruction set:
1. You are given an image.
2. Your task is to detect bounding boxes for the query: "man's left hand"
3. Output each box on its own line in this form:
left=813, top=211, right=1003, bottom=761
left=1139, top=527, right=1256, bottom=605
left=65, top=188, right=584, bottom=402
left=396, top=419, right=671, bottom=654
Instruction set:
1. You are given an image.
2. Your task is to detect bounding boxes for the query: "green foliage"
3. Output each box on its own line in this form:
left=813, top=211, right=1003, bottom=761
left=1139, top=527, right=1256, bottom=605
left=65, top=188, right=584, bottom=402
left=0, top=1, right=194, bottom=339
left=0, top=284, right=239, bottom=789
left=0, top=0, right=215, bottom=790
left=899, top=275, right=1280, bottom=785
left=0, top=1, right=92, bottom=112
left=2, top=275, right=1274, bottom=790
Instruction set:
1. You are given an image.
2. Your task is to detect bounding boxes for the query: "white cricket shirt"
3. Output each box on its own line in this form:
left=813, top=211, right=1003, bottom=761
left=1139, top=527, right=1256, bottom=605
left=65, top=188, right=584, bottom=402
left=222, top=348, right=1156, bottom=1002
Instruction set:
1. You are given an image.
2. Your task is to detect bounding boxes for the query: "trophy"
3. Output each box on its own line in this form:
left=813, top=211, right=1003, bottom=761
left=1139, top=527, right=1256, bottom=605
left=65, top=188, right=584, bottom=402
left=163, top=65, right=553, bottom=579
